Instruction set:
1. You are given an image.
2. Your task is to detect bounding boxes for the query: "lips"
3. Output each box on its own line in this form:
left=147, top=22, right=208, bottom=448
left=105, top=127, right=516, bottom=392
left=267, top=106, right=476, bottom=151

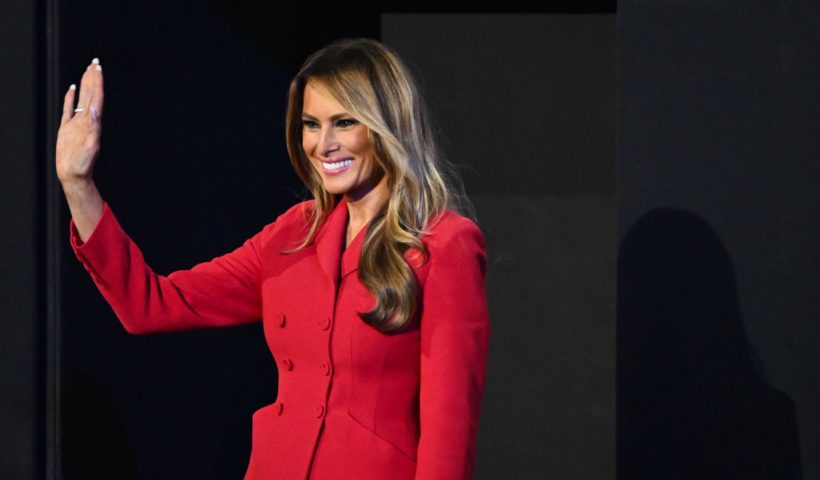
left=321, top=157, right=353, bottom=174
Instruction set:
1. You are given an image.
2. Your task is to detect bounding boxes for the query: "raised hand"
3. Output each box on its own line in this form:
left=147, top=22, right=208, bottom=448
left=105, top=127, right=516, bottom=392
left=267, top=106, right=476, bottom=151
left=57, top=57, right=106, bottom=243
left=56, top=57, right=105, bottom=186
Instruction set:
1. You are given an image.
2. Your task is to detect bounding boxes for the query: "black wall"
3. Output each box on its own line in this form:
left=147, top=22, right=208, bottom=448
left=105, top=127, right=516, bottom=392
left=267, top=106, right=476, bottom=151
left=0, top=0, right=42, bottom=477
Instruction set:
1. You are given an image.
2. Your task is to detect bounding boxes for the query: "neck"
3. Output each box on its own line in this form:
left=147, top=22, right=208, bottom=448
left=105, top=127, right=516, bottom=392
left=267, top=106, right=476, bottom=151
left=344, top=175, right=389, bottom=230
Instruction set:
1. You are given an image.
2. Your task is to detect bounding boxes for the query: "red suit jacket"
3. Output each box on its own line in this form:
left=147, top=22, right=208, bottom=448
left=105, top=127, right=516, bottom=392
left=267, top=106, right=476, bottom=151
left=69, top=196, right=490, bottom=479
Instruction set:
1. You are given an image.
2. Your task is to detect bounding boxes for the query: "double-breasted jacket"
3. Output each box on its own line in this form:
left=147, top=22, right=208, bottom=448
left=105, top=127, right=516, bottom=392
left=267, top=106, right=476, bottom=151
left=69, top=195, right=490, bottom=479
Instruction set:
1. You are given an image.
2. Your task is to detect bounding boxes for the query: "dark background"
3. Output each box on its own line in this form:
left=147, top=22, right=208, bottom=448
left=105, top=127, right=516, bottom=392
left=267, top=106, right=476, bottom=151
left=619, top=1, right=820, bottom=478
left=3, top=0, right=819, bottom=479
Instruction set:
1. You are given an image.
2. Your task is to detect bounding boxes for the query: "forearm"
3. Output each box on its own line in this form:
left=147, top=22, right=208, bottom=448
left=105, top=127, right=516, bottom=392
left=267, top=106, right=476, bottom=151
left=61, top=179, right=103, bottom=243
left=68, top=200, right=267, bottom=333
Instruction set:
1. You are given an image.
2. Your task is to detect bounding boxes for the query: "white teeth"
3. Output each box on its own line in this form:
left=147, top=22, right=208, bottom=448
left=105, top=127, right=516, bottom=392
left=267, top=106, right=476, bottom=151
left=324, top=158, right=353, bottom=171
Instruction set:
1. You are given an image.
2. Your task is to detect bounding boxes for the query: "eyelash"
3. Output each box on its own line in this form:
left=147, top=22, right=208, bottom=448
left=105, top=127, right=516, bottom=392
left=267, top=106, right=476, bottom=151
left=302, top=119, right=358, bottom=129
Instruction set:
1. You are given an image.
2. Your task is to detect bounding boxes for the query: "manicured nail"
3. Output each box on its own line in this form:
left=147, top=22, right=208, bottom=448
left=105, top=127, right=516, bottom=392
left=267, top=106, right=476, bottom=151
left=69, top=84, right=76, bottom=91
left=96, top=65, right=102, bottom=71
left=91, top=106, right=98, bottom=122
left=92, top=57, right=100, bottom=65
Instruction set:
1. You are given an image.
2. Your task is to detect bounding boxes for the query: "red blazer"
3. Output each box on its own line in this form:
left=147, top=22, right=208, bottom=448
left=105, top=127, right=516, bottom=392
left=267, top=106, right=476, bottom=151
left=69, top=196, right=490, bottom=479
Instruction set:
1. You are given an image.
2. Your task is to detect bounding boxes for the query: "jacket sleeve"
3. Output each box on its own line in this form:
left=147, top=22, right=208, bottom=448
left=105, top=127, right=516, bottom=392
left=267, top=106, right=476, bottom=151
left=69, top=201, right=273, bottom=334
left=415, top=215, right=491, bottom=479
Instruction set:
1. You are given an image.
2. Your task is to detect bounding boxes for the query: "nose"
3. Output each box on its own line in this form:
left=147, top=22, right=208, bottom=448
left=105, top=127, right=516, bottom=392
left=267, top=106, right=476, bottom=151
left=317, top=125, right=339, bottom=156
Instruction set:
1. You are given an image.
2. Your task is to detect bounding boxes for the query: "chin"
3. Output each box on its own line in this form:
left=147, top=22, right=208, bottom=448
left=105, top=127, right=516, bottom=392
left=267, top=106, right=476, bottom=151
left=320, top=180, right=353, bottom=196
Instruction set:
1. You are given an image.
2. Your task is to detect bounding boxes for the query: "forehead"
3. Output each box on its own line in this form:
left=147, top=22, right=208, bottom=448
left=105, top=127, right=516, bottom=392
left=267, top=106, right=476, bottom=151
left=302, top=81, right=346, bottom=116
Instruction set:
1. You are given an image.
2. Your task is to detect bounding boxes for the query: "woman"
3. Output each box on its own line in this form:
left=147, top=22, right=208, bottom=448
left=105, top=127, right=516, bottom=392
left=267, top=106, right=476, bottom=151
left=56, top=38, right=490, bottom=479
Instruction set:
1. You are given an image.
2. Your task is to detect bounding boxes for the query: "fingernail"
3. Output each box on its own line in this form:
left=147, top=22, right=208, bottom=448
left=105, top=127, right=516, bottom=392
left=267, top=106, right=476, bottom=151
left=96, top=65, right=102, bottom=71
left=91, top=106, right=98, bottom=122
left=69, top=84, right=76, bottom=91
left=92, top=57, right=100, bottom=65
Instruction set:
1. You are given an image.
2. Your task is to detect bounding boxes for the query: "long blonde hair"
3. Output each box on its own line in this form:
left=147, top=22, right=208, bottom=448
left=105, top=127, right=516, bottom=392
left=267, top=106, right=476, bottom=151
left=285, top=38, right=471, bottom=333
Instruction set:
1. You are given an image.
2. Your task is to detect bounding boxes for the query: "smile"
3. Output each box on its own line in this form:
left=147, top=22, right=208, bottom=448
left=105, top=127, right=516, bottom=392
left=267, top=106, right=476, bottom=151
left=322, top=158, right=353, bottom=174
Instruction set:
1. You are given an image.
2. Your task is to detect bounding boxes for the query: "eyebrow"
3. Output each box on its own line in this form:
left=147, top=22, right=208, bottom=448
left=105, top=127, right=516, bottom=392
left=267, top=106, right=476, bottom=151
left=301, top=112, right=351, bottom=121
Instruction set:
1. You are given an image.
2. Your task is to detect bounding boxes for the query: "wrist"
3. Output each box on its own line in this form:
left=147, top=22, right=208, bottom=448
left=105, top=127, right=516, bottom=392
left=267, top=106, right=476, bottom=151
left=60, top=178, right=96, bottom=195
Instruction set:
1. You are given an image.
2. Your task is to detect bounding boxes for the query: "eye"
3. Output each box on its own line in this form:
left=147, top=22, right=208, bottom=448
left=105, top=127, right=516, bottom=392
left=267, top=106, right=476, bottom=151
left=336, top=118, right=358, bottom=128
left=302, top=119, right=319, bottom=130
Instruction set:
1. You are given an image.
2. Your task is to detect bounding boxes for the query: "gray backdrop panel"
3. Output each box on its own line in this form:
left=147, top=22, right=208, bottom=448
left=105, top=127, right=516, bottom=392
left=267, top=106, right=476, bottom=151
left=383, top=14, right=616, bottom=479
left=620, top=1, right=820, bottom=478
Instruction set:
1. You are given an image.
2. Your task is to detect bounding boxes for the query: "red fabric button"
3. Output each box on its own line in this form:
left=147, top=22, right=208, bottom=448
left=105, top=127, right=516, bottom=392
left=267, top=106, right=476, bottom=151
left=282, top=357, right=293, bottom=371
left=278, top=313, right=286, bottom=328
left=320, top=362, right=331, bottom=376
left=311, top=405, right=325, bottom=418
left=317, top=316, right=331, bottom=331
left=275, top=402, right=283, bottom=415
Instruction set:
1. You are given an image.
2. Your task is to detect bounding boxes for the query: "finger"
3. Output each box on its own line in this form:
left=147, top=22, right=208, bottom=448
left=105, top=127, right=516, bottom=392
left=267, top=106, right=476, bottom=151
left=90, top=62, right=104, bottom=118
left=87, top=92, right=99, bottom=125
left=60, top=84, right=76, bottom=127
left=76, top=58, right=98, bottom=110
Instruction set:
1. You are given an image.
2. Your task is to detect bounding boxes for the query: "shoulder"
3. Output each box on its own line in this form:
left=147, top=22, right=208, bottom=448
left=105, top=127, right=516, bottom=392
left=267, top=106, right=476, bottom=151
left=257, top=199, right=315, bottom=245
left=275, top=199, right=315, bottom=226
left=414, top=210, right=488, bottom=294
left=409, top=210, right=486, bottom=280
left=422, top=210, right=486, bottom=254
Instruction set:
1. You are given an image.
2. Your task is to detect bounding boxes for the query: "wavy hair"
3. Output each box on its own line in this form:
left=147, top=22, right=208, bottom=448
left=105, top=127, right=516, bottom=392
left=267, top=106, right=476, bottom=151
left=284, top=38, right=471, bottom=333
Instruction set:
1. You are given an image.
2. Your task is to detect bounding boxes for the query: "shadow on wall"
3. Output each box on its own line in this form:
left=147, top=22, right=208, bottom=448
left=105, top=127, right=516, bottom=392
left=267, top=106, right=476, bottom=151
left=617, top=209, right=803, bottom=480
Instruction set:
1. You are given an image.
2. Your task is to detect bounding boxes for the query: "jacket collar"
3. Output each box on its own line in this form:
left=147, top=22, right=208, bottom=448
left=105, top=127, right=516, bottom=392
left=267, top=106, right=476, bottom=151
left=314, top=196, right=368, bottom=289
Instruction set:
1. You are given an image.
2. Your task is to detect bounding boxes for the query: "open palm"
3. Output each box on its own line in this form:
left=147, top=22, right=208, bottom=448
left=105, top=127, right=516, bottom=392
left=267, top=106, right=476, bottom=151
left=56, top=58, right=104, bottom=185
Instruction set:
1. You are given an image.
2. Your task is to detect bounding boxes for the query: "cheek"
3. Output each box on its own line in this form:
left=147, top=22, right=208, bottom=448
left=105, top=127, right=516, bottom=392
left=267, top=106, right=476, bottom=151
left=301, top=132, right=315, bottom=156
left=350, top=139, right=369, bottom=154
left=348, top=127, right=372, bottom=154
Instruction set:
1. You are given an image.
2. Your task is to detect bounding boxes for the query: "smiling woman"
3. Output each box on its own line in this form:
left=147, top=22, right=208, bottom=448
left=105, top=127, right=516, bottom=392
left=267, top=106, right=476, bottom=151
left=284, top=39, right=477, bottom=334
left=301, top=81, right=388, bottom=217
left=58, top=38, right=489, bottom=480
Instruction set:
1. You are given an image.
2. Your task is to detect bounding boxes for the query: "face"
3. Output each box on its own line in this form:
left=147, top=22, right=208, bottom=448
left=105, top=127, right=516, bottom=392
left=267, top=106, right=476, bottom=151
left=301, top=81, right=386, bottom=202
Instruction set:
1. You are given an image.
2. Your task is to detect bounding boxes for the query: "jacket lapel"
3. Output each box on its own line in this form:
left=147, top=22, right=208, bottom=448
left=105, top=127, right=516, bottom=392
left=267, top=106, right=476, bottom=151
left=341, top=220, right=366, bottom=278
left=314, top=195, right=372, bottom=293
left=315, top=196, right=348, bottom=292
